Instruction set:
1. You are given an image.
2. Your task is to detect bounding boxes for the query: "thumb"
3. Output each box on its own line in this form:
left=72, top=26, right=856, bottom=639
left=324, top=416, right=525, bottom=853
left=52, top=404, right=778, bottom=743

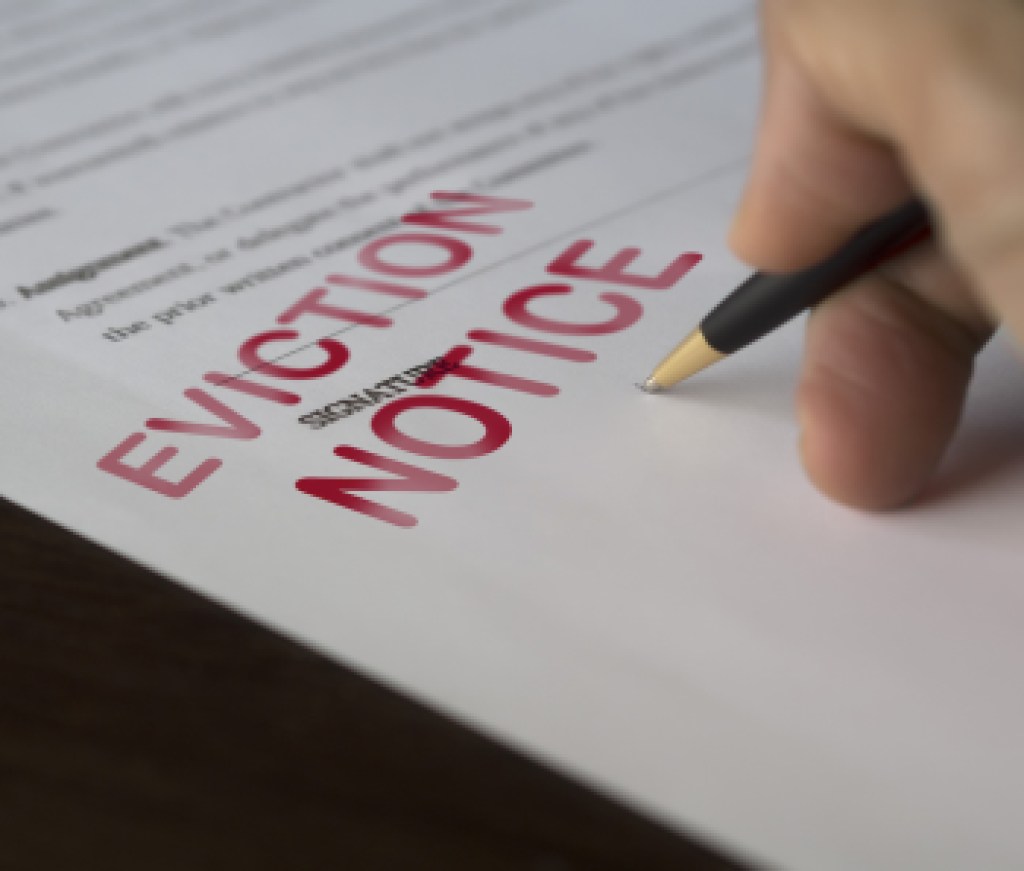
left=723, top=1, right=1019, bottom=510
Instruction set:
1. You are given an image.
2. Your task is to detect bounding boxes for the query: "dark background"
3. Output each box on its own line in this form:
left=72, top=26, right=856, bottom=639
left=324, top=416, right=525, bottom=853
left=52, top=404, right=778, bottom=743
left=0, top=496, right=752, bottom=870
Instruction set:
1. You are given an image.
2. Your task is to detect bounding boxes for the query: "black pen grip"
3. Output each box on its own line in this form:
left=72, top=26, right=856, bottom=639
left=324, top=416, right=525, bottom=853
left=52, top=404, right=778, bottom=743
left=701, top=199, right=931, bottom=355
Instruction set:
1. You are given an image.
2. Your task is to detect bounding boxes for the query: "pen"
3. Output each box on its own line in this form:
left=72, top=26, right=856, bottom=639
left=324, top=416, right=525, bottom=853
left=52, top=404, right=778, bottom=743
left=641, top=198, right=932, bottom=392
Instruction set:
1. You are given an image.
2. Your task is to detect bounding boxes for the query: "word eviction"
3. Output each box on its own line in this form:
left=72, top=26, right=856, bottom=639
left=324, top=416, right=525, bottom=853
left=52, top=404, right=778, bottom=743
left=98, top=193, right=701, bottom=527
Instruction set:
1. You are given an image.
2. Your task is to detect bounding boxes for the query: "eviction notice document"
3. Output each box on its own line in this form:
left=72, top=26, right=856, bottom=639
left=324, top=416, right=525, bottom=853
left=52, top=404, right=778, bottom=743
left=2, top=2, right=1024, bottom=869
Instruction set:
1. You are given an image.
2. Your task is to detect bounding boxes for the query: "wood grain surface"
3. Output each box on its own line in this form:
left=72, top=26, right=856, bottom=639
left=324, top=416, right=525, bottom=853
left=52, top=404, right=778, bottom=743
left=0, top=497, right=752, bottom=871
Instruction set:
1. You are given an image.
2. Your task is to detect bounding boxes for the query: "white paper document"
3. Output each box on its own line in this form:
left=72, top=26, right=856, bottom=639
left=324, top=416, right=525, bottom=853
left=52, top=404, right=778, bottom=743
left=2, top=2, right=1023, bottom=869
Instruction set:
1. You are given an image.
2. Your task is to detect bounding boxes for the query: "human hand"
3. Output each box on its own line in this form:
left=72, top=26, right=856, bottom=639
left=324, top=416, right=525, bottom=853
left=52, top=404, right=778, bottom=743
left=730, top=0, right=1024, bottom=509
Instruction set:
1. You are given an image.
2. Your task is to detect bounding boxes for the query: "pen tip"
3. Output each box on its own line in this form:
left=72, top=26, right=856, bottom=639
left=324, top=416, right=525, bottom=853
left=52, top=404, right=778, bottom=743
left=639, top=378, right=663, bottom=394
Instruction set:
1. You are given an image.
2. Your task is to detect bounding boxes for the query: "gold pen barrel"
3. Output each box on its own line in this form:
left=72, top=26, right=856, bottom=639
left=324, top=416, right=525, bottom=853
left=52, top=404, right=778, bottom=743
left=643, top=328, right=725, bottom=391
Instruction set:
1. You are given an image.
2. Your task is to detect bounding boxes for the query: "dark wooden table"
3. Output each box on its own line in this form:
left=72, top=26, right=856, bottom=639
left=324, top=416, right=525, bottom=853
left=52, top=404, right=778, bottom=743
left=0, top=496, right=753, bottom=871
